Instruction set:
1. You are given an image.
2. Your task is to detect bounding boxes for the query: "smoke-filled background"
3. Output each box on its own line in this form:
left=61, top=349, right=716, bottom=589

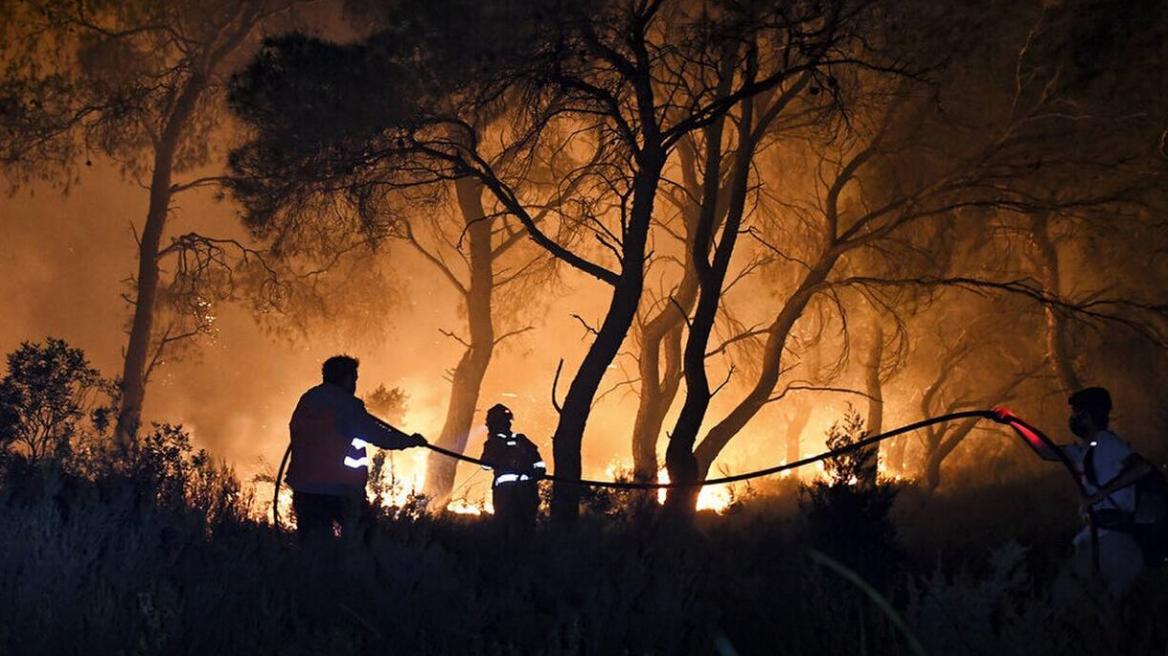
left=0, top=162, right=800, bottom=507
left=2, top=0, right=1167, bottom=515
left=0, top=160, right=619, bottom=503
left=6, top=2, right=1168, bottom=655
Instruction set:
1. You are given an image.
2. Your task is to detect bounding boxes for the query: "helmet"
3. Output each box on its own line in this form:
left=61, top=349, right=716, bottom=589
left=486, top=403, right=513, bottom=425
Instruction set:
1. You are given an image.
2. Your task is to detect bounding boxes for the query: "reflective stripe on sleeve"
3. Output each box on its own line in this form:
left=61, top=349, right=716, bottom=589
left=533, top=461, right=546, bottom=469
left=494, top=473, right=532, bottom=485
left=351, top=438, right=368, bottom=449
left=344, top=456, right=371, bottom=469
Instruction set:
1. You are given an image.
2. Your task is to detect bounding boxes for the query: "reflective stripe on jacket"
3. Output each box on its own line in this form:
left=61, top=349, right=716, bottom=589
left=287, top=383, right=415, bottom=496
left=480, top=432, right=544, bottom=488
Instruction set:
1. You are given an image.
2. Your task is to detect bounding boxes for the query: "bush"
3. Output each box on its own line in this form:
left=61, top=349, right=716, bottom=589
left=800, top=406, right=904, bottom=588
left=2, top=396, right=1167, bottom=655
left=0, top=337, right=115, bottom=465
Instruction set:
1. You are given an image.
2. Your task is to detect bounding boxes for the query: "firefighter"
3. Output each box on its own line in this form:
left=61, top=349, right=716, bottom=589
left=286, top=355, right=427, bottom=542
left=1015, top=386, right=1162, bottom=601
left=480, top=404, right=545, bottom=539
left=1060, top=387, right=1156, bottom=596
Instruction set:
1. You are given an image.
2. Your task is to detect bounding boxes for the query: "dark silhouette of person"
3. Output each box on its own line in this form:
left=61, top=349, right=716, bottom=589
left=286, top=355, right=426, bottom=542
left=1053, top=387, right=1155, bottom=597
left=479, top=404, right=545, bottom=540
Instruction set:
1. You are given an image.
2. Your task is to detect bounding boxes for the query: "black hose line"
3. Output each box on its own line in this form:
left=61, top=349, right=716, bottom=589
left=273, top=441, right=292, bottom=528
left=424, top=410, right=999, bottom=489
left=271, top=409, right=1104, bottom=575
left=272, top=410, right=1009, bottom=525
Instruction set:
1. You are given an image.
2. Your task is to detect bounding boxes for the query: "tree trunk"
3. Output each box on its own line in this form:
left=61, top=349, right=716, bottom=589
left=1029, top=212, right=1083, bottom=392
left=550, top=151, right=666, bottom=523
left=922, top=370, right=1030, bottom=491
left=921, top=418, right=976, bottom=492
left=693, top=254, right=838, bottom=478
left=114, top=77, right=206, bottom=453
left=630, top=138, right=721, bottom=480
left=630, top=315, right=686, bottom=479
left=422, top=178, right=495, bottom=508
left=664, top=91, right=754, bottom=517
left=857, top=320, right=884, bottom=487
left=922, top=437, right=945, bottom=491
left=784, top=402, right=812, bottom=469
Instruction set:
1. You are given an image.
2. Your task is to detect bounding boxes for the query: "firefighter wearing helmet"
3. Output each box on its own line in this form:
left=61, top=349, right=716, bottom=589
left=286, top=355, right=427, bottom=541
left=480, top=403, right=545, bottom=538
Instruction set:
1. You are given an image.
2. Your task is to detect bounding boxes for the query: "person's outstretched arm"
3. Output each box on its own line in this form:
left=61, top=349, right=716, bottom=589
left=341, top=398, right=426, bottom=450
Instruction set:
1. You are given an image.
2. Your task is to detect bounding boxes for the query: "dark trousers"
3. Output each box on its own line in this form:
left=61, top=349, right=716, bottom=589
left=493, top=483, right=539, bottom=541
left=292, top=491, right=367, bottom=543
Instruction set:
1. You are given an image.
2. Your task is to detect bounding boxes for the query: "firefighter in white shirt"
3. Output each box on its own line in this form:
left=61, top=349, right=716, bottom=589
left=1058, top=387, right=1154, bottom=596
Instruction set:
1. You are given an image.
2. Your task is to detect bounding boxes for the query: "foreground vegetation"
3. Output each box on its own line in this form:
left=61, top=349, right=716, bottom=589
left=1, top=338, right=1164, bottom=655
left=1, top=434, right=1165, bottom=656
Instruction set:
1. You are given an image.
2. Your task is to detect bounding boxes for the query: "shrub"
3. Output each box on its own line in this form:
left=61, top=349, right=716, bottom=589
left=800, top=406, right=903, bottom=588
left=0, top=337, right=115, bottom=464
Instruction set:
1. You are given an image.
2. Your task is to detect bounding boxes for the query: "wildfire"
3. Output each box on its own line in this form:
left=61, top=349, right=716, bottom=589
left=446, top=499, right=494, bottom=515
left=603, top=460, right=737, bottom=513
left=261, top=449, right=753, bottom=526
left=655, top=469, right=736, bottom=513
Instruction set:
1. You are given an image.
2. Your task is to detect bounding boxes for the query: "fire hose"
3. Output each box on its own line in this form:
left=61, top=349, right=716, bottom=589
left=273, top=408, right=1090, bottom=532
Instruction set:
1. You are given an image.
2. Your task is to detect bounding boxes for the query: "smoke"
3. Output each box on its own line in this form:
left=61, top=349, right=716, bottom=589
left=0, top=159, right=676, bottom=505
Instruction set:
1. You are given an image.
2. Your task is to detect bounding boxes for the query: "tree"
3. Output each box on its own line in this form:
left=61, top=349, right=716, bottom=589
left=225, top=4, right=563, bottom=509
left=229, top=0, right=870, bottom=521
left=364, top=383, right=408, bottom=424
left=0, top=0, right=302, bottom=453
left=655, top=0, right=1168, bottom=519
left=0, top=338, right=111, bottom=463
left=913, top=312, right=1043, bottom=491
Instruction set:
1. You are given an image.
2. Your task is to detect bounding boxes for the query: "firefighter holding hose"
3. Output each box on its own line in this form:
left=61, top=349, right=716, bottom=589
left=480, top=404, right=545, bottom=539
left=286, top=355, right=427, bottom=541
left=1059, top=388, right=1157, bottom=596
left=998, top=387, right=1164, bottom=598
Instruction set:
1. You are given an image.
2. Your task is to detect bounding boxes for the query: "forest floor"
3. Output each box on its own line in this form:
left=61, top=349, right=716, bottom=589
left=1, top=455, right=1165, bottom=656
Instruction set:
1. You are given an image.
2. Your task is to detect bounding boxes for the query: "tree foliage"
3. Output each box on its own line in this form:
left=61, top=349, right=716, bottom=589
left=0, top=337, right=113, bottom=463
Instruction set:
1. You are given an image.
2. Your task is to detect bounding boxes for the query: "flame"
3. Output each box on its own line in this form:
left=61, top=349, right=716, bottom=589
left=254, top=479, right=295, bottom=525
left=602, top=459, right=738, bottom=513
left=446, top=499, right=494, bottom=515
left=655, top=469, right=736, bottom=513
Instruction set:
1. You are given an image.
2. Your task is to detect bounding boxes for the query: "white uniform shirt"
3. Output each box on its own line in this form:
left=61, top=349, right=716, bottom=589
left=1064, top=430, right=1137, bottom=543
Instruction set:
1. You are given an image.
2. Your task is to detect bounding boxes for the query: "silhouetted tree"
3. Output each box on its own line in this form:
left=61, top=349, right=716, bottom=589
left=913, top=309, right=1044, bottom=491
left=226, top=3, right=564, bottom=509
left=662, top=2, right=1168, bottom=520
left=364, top=383, right=409, bottom=425
left=0, top=0, right=304, bottom=453
left=0, top=338, right=111, bottom=463
left=229, top=0, right=884, bottom=521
